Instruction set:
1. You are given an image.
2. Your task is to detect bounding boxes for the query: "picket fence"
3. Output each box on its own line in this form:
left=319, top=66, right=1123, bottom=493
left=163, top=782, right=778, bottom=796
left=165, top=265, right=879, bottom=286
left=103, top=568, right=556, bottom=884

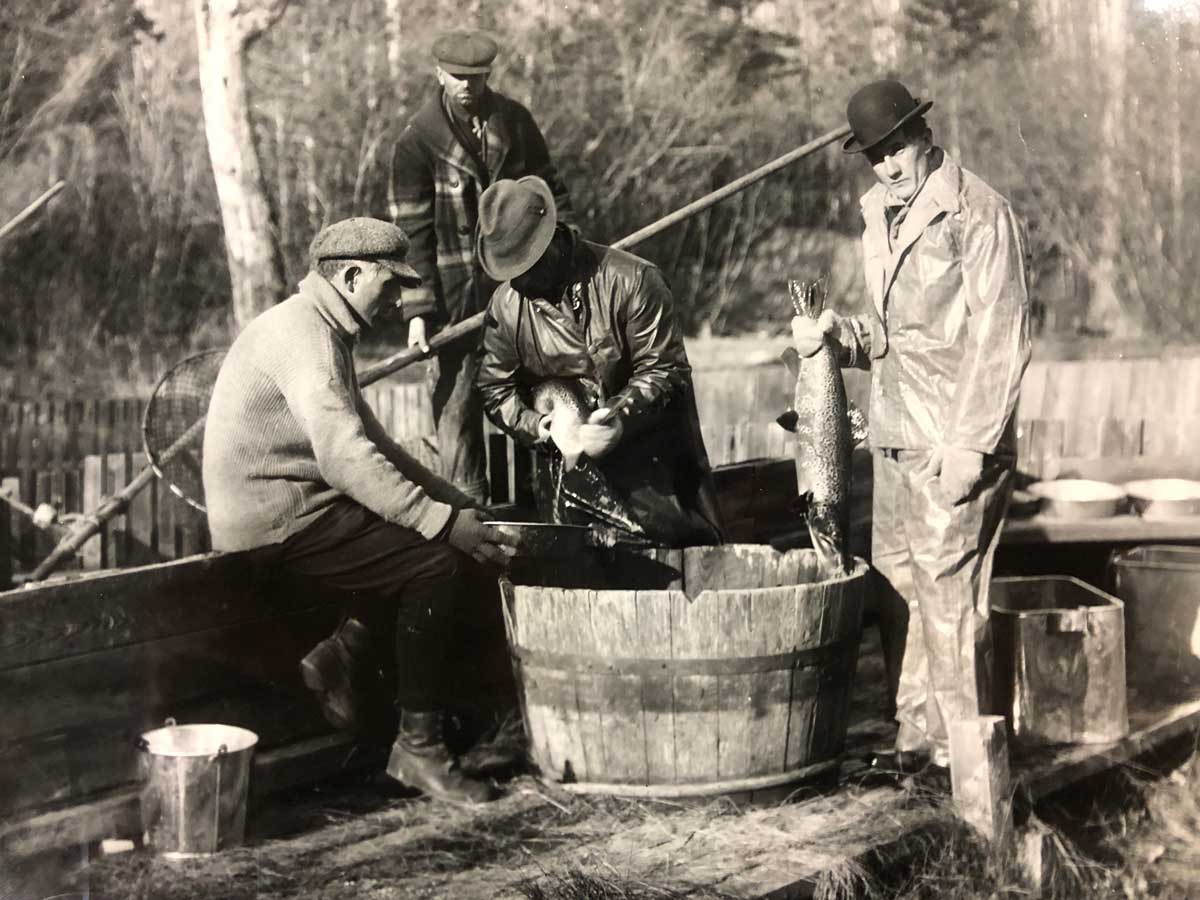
left=3, top=354, right=1200, bottom=576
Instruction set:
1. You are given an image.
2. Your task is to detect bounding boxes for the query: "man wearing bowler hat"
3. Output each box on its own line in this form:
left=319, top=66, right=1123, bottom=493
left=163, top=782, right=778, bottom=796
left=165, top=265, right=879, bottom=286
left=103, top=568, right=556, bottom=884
left=389, top=30, right=573, bottom=505
left=474, top=176, right=723, bottom=547
left=790, top=81, right=1031, bottom=789
left=204, top=217, right=516, bottom=805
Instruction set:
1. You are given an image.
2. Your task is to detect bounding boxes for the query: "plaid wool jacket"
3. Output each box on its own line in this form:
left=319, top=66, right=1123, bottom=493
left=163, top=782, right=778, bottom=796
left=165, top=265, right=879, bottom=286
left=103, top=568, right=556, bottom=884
left=389, top=89, right=573, bottom=326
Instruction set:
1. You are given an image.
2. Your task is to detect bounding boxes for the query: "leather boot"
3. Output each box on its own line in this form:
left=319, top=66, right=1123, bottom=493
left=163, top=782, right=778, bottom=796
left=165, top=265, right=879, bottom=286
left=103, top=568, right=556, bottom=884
left=300, top=617, right=373, bottom=732
left=386, top=710, right=499, bottom=804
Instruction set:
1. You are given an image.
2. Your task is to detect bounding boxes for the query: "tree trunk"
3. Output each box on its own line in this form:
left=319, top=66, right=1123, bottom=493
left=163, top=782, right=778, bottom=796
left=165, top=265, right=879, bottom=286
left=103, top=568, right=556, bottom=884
left=194, top=0, right=289, bottom=330
left=1167, top=10, right=1184, bottom=256
left=385, top=0, right=403, bottom=83
left=1087, top=0, right=1136, bottom=336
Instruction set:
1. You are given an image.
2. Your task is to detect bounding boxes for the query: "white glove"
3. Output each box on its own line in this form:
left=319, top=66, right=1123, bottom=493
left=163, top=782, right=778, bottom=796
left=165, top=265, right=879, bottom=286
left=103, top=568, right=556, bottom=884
left=407, top=316, right=431, bottom=355
left=790, top=309, right=840, bottom=358
left=577, top=408, right=625, bottom=460
left=919, top=446, right=984, bottom=505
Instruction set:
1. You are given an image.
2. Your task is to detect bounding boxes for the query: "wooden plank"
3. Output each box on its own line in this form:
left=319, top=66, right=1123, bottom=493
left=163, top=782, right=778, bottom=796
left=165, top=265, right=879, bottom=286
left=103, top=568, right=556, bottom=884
left=1017, top=360, right=1048, bottom=420
left=0, top=480, right=10, bottom=591
left=80, top=454, right=104, bottom=571
left=949, top=715, right=1013, bottom=846
left=587, top=588, right=644, bottom=783
left=1017, top=693, right=1200, bottom=802
left=0, top=554, right=273, bottom=668
left=636, top=589, right=676, bottom=783
left=104, top=452, right=130, bottom=568
left=0, top=607, right=335, bottom=746
left=716, top=589, right=755, bottom=777
left=127, top=451, right=158, bottom=566
left=670, top=587, right=720, bottom=782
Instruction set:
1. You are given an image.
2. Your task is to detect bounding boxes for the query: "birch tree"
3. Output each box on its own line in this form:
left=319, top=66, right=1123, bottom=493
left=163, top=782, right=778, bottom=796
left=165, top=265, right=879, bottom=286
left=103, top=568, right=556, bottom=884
left=1086, top=0, right=1135, bottom=335
left=194, top=0, right=289, bottom=330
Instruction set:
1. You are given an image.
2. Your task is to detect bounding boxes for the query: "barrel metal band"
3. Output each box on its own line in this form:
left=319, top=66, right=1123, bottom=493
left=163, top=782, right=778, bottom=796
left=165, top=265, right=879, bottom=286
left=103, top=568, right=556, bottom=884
left=511, top=639, right=851, bottom=678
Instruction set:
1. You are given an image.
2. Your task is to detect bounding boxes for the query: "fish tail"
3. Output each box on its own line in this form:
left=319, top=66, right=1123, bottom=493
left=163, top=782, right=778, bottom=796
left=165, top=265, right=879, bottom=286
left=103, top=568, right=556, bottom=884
left=806, top=501, right=848, bottom=578
left=787, top=277, right=829, bottom=319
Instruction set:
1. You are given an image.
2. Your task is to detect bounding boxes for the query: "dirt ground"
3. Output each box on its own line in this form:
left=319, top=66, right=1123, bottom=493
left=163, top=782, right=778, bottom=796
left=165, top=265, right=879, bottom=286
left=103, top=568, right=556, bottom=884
left=11, top=630, right=1200, bottom=900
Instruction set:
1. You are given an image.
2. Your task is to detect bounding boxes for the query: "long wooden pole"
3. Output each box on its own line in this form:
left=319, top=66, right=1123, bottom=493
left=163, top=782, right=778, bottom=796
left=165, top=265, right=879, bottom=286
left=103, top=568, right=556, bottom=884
left=30, top=125, right=849, bottom=581
left=0, top=180, right=67, bottom=244
left=360, top=125, right=850, bottom=386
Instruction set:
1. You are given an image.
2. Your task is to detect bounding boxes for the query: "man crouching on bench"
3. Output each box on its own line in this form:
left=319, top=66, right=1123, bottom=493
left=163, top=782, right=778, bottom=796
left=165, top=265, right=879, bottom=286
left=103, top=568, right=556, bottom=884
left=202, top=217, right=516, bottom=804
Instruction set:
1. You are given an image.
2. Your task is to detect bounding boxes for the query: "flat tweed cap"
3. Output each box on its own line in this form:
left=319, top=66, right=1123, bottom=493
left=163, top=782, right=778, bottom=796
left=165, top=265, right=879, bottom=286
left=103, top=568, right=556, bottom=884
left=433, top=31, right=498, bottom=74
left=309, top=217, right=422, bottom=287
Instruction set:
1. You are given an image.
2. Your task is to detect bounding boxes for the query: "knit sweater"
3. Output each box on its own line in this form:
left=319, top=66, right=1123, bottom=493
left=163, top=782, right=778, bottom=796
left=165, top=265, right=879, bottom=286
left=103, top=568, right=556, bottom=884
left=202, top=272, right=463, bottom=551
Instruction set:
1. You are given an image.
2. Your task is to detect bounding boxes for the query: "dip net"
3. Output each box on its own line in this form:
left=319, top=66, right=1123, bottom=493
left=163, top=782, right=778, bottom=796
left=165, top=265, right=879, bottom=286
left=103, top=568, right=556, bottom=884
left=142, top=349, right=226, bottom=512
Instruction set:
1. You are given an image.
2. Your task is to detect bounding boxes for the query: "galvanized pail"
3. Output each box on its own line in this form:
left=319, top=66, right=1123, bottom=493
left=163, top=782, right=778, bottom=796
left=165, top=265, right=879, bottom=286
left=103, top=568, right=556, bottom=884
left=137, top=719, right=258, bottom=858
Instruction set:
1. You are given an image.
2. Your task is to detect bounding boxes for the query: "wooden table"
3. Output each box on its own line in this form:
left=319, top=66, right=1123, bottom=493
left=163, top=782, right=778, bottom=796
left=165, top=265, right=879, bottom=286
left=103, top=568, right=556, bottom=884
left=1003, top=513, right=1200, bottom=545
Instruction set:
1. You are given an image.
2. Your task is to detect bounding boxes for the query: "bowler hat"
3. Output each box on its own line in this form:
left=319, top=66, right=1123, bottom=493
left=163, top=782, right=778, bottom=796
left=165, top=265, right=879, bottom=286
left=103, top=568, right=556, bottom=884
left=433, top=31, right=498, bottom=75
left=309, top=217, right=422, bottom=287
left=842, top=80, right=933, bottom=154
left=476, top=177, right=557, bottom=281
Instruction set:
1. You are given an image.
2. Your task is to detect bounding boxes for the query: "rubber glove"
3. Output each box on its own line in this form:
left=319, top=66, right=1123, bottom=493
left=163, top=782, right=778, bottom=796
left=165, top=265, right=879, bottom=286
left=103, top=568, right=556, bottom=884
left=920, top=446, right=984, bottom=505
left=790, top=310, right=841, bottom=358
left=577, top=408, right=625, bottom=460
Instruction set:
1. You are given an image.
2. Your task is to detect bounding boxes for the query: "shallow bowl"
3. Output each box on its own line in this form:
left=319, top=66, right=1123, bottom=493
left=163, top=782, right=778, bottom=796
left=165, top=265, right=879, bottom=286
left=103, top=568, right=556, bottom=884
left=1123, top=478, right=1200, bottom=519
left=1027, top=479, right=1126, bottom=520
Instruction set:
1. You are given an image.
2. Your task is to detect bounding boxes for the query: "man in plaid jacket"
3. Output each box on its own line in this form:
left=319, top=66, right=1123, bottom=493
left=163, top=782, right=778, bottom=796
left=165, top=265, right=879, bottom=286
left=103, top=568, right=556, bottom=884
left=390, top=31, right=573, bottom=502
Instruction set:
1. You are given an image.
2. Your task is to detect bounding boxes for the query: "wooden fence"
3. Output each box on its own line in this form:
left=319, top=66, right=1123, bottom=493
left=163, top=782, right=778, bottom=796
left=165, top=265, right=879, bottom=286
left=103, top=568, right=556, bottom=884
left=4, top=354, right=1200, bottom=576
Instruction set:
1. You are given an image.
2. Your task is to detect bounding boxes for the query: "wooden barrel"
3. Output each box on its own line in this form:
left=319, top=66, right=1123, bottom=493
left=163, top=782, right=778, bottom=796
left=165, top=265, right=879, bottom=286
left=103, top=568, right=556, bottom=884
left=500, top=544, right=868, bottom=797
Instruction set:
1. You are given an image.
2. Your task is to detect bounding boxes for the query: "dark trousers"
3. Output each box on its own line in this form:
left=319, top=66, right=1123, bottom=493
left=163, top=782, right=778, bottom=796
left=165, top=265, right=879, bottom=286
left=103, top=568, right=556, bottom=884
left=429, top=341, right=489, bottom=503
left=252, top=501, right=490, bottom=711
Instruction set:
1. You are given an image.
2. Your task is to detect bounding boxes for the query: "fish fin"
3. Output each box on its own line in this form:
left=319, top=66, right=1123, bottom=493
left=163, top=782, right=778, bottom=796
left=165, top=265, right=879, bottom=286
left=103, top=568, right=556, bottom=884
left=776, top=409, right=799, bottom=432
left=780, top=347, right=801, bottom=378
left=795, top=467, right=813, bottom=497
left=805, top=503, right=847, bottom=578
left=847, top=402, right=869, bottom=446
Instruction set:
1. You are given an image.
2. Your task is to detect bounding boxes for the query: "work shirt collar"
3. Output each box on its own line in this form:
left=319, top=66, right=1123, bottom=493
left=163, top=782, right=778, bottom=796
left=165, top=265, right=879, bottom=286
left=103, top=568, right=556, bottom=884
left=300, top=271, right=365, bottom=344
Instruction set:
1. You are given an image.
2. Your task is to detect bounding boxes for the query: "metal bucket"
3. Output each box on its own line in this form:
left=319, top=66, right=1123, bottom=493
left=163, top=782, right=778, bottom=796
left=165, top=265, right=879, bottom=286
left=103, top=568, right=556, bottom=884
left=137, top=719, right=258, bottom=858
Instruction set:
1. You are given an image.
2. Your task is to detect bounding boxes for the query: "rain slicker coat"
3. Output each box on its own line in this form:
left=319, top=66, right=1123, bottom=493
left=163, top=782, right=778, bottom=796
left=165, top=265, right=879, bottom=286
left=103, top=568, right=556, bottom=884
left=839, top=153, right=1031, bottom=455
left=836, top=152, right=1031, bottom=766
left=477, top=234, right=723, bottom=547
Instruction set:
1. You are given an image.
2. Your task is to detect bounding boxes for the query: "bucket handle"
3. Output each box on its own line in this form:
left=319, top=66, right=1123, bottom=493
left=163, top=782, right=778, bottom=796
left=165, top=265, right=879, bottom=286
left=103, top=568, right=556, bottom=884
left=133, top=716, right=179, bottom=752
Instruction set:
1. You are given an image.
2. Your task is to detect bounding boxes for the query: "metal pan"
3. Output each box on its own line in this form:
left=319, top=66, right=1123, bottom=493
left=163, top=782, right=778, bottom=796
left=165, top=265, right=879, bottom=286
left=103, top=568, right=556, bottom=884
left=487, top=521, right=652, bottom=558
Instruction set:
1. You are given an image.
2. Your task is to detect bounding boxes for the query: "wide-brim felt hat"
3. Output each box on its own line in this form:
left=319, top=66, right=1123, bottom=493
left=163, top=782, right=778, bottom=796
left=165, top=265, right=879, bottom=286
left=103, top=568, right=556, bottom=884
left=477, top=176, right=557, bottom=282
left=842, top=80, right=933, bottom=154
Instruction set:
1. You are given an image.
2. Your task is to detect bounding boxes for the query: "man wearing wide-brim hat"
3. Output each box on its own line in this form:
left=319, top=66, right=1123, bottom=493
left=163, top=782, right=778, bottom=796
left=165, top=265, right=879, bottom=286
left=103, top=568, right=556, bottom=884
left=475, top=176, right=724, bottom=547
left=790, top=80, right=1032, bottom=790
left=389, top=30, right=573, bottom=507
left=203, top=217, right=517, bottom=805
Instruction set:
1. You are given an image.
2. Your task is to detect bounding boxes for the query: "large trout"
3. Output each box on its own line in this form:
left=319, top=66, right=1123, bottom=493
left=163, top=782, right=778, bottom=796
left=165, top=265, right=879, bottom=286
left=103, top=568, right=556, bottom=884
left=530, top=378, right=644, bottom=537
left=777, top=278, right=862, bottom=576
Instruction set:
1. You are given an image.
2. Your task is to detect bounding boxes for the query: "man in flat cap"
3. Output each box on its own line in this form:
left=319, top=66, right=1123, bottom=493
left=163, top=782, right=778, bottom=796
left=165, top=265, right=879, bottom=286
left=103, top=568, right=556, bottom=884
left=389, top=30, right=574, bottom=506
left=203, top=217, right=516, bottom=804
left=790, top=80, right=1031, bottom=790
left=475, top=177, right=723, bottom=547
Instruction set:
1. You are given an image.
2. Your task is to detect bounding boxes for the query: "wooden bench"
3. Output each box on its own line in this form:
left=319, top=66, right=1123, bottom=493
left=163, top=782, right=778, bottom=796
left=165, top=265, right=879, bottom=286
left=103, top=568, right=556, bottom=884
left=0, top=550, right=513, bottom=858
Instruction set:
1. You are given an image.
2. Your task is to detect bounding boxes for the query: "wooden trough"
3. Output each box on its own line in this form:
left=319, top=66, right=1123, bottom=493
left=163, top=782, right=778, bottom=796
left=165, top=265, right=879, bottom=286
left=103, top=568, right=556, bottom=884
left=502, top=544, right=869, bottom=796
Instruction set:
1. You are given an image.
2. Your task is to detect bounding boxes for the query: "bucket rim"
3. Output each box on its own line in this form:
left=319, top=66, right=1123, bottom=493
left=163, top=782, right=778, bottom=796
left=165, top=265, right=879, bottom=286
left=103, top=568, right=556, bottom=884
left=139, top=722, right=260, bottom=757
